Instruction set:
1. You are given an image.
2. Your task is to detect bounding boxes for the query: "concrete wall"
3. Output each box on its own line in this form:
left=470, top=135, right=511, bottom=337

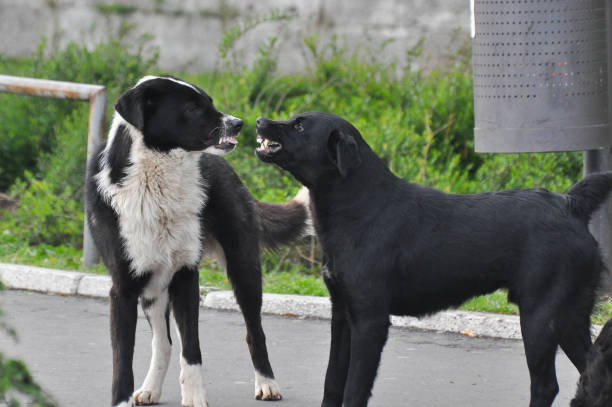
left=0, top=0, right=470, bottom=73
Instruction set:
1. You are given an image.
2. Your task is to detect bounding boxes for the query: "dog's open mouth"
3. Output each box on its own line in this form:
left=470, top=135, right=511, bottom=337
left=256, top=134, right=282, bottom=155
left=215, top=135, right=238, bottom=151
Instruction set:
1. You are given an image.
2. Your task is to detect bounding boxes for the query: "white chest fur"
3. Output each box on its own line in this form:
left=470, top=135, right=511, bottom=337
left=96, top=133, right=207, bottom=277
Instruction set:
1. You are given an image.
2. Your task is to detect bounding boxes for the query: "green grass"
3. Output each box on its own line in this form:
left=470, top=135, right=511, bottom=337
left=0, top=242, right=106, bottom=274
left=199, top=260, right=328, bottom=296
left=592, top=299, right=612, bottom=326
left=460, top=289, right=519, bottom=315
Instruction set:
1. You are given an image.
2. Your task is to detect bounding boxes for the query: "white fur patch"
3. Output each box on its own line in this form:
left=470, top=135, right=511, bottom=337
left=294, top=187, right=315, bottom=236
left=135, top=75, right=202, bottom=95
left=179, top=357, right=209, bottom=407
left=113, top=397, right=135, bottom=407
left=203, top=114, right=240, bottom=156
left=96, top=114, right=207, bottom=276
left=223, top=114, right=240, bottom=123
left=203, top=145, right=231, bottom=156
left=134, top=292, right=171, bottom=405
left=254, top=371, right=282, bottom=400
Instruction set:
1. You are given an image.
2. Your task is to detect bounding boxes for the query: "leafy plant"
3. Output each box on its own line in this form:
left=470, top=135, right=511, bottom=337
left=0, top=175, right=83, bottom=247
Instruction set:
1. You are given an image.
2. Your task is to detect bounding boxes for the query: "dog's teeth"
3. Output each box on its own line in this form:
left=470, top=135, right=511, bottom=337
left=257, top=134, right=263, bottom=144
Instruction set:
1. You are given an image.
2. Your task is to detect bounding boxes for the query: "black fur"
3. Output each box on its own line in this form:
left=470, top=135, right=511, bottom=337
left=106, top=125, right=132, bottom=184
left=256, top=200, right=310, bottom=249
left=87, top=77, right=308, bottom=406
left=567, top=174, right=612, bottom=222
left=571, top=318, right=612, bottom=407
left=255, top=112, right=612, bottom=407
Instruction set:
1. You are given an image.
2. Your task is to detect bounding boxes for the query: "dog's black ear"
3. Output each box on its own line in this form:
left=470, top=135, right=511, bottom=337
left=115, top=88, right=145, bottom=130
left=327, top=129, right=362, bottom=178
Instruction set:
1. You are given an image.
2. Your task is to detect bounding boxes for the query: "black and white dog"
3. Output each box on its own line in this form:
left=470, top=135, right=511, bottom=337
left=571, top=318, right=612, bottom=407
left=86, top=76, right=311, bottom=407
left=255, top=112, right=612, bottom=407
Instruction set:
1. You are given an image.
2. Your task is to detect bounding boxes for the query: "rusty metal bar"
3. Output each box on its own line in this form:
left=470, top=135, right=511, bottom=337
left=0, top=75, right=106, bottom=267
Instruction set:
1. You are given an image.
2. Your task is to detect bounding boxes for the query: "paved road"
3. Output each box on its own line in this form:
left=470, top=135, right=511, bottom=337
left=0, top=290, right=580, bottom=407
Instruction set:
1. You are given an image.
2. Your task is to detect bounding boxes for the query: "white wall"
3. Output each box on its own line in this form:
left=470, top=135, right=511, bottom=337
left=0, top=0, right=470, bottom=73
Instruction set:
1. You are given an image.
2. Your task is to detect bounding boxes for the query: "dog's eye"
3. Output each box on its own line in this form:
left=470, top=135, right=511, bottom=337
left=185, top=103, right=204, bottom=116
left=294, top=123, right=304, bottom=132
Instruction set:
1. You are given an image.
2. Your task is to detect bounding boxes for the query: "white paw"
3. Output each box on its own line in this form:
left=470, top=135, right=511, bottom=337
left=180, top=361, right=209, bottom=407
left=114, top=397, right=135, bottom=407
left=254, top=371, right=282, bottom=401
left=133, top=387, right=161, bottom=405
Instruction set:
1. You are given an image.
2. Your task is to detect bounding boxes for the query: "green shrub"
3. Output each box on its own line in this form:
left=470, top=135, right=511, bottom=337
left=0, top=175, right=83, bottom=247
left=0, top=354, right=55, bottom=407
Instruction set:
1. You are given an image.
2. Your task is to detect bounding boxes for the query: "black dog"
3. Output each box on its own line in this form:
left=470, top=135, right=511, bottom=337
left=255, top=112, right=612, bottom=407
left=86, top=76, right=311, bottom=407
left=572, top=318, right=612, bottom=406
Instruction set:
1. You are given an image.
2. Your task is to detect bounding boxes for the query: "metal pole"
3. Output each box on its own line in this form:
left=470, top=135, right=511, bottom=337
left=584, top=150, right=612, bottom=292
left=583, top=1, right=612, bottom=293
left=83, top=88, right=107, bottom=267
left=0, top=75, right=106, bottom=267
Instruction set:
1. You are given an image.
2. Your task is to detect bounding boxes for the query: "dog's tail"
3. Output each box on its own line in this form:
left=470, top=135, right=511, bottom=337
left=566, top=171, right=612, bottom=223
left=256, top=187, right=314, bottom=249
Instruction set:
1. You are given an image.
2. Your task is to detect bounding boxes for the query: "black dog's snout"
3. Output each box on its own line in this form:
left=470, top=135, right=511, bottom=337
left=256, top=117, right=268, bottom=129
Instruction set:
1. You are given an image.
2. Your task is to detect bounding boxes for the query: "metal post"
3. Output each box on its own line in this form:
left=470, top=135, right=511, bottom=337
left=582, top=1, right=612, bottom=293
left=83, top=87, right=107, bottom=267
left=584, top=149, right=612, bottom=292
left=0, top=75, right=106, bottom=267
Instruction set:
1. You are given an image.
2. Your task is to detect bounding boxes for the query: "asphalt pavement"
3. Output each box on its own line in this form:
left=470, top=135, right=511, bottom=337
left=0, top=290, right=581, bottom=407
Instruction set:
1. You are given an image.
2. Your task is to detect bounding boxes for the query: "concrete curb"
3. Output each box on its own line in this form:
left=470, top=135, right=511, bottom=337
left=203, top=290, right=526, bottom=339
left=0, top=263, right=602, bottom=340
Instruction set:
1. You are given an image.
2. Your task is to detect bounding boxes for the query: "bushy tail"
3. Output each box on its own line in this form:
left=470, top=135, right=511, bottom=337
left=256, top=187, right=314, bottom=249
left=566, top=171, right=612, bottom=223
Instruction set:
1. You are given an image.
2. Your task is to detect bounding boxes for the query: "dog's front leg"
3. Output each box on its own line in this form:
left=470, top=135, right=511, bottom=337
left=321, top=264, right=351, bottom=407
left=133, top=290, right=172, bottom=405
left=110, top=286, right=139, bottom=407
left=342, top=315, right=390, bottom=407
left=170, top=267, right=208, bottom=407
left=321, top=296, right=351, bottom=407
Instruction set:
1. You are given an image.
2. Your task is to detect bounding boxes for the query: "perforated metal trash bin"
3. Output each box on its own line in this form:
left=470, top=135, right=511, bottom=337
left=472, top=0, right=609, bottom=153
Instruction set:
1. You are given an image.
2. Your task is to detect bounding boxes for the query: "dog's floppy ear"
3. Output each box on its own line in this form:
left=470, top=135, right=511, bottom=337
left=115, top=88, right=146, bottom=131
left=327, top=129, right=362, bottom=178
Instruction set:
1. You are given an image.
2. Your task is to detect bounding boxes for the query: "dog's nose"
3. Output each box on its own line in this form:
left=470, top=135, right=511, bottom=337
left=232, top=118, right=243, bottom=132
left=256, top=117, right=265, bottom=128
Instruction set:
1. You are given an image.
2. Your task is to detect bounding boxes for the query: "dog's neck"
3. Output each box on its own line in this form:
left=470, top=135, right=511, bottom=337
left=97, top=113, right=204, bottom=205
left=101, top=113, right=203, bottom=178
left=309, top=148, right=396, bottom=235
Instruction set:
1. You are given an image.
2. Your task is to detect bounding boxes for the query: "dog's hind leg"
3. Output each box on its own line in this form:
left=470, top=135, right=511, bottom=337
left=133, top=290, right=172, bottom=405
left=559, top=264, right=598, bottom=373
left=559, top=314, right=593, bottom=373
left=520, top=307, right=560, bottom=407
left=110, top=285, right=139, bottom=407
left=222, top=245, right=282, bottom=401
left=170, top=267, right=208, bottom=407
